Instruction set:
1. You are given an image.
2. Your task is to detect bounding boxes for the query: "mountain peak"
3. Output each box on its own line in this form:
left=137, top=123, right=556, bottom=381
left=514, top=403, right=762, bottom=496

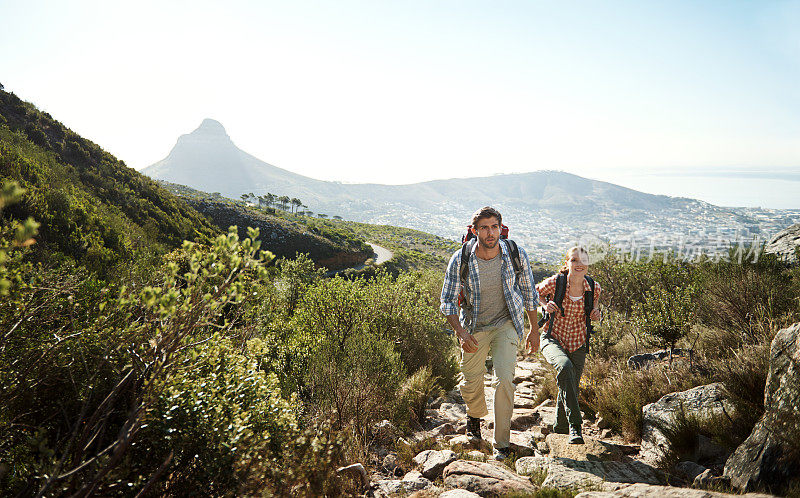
left=193, top=118, right=228, bottom=137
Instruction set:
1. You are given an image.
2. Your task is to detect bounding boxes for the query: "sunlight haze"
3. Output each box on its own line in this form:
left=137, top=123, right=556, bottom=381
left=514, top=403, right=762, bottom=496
left=1, top=0, right=798, bottom=206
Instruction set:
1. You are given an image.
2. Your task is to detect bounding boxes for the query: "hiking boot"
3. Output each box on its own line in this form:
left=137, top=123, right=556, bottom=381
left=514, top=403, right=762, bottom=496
left=548, top=423, right=568, bottom=435
left=466, top=416, right=482, bottom=441
left=492, top=446, right=511, bottom=460
left=569, top=425, right=584, bottom=444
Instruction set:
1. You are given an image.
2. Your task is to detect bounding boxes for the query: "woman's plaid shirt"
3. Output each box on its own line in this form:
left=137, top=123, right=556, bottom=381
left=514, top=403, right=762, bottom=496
left=536, top=274, right=602, bottom=352
left=440, top=240, right=538, bottom=339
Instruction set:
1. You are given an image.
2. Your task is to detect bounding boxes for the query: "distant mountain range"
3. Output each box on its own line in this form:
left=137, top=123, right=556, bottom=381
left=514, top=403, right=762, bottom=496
left=143, top=120, right=800, bottom=262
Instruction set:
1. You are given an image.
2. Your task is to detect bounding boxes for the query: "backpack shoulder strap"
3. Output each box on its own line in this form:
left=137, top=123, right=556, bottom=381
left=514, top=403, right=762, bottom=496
left=553, top=272, right=567, bottom=315
left=583, top=276, right=595, bottom=313
left=503, top=239, right=522, bottom=277
left=584, top=275, right=595, bottom=344
left=459, top=239, right=476, bottom=285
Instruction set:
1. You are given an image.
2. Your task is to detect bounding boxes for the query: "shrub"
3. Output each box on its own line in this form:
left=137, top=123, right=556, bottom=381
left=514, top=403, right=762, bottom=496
left=393, top=366, right=442, bottom=430
left=581, top=360, right=708, bottom=441
left=694, top=254, right=799, bottom=342
left=632, top=284, right=695, bottom=359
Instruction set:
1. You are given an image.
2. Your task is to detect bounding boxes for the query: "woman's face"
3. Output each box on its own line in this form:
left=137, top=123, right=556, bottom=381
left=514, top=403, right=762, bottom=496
left=567, top=249, right=589, bottom=276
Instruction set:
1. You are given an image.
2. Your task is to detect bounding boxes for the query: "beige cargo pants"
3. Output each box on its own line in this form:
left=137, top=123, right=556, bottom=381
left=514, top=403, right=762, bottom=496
left=458, top=319, right=518, bottom=449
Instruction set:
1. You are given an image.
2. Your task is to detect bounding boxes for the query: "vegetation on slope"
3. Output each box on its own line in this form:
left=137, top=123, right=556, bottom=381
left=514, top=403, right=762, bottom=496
left=0, top=88, right=218, bottom=273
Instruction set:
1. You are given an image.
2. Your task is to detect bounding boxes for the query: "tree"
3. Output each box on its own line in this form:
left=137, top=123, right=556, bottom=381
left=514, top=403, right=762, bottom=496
left=305, top=210, right=314, bottom=217
left=291, top=198, right=302, bottom=213
left=333, top=215, right=342, bottom=220
left=240, top=194, right=249, bottom=203
left=278, top=196, right=290, bottom=211
left=317, top=214, right=328, bottom=219
left=632, top=285, right=695, bottom=362
left=300, top=205, right=308, bottom=215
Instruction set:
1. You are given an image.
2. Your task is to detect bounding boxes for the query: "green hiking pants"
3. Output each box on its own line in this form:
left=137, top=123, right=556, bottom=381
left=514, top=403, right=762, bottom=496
left=540, top=335, right=587, bottom=430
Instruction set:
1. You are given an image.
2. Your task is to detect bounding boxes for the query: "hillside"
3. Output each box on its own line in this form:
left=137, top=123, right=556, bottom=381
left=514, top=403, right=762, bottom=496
left=142, top=120, right=800, bottom=263
left=159, top=181, right=372, bottom=270
left=0, top=88, right=218, bottom=272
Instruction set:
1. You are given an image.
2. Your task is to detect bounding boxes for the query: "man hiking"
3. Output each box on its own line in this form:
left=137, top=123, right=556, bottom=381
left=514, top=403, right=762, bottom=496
left=440, top=206, right=539, bottom=460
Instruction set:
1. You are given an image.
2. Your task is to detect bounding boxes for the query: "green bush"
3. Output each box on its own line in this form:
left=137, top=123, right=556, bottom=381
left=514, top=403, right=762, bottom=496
left=393, top=366, right=442, bottom=430
left=632, top=284, right=695, bottom=358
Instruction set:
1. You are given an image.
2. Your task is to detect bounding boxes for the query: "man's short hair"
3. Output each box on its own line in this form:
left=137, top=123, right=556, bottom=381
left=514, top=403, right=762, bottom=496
left=471, top=206, right=502, bottom=227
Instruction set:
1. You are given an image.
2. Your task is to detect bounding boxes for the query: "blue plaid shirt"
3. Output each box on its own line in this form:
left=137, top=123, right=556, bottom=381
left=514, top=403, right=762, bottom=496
left=440, top=240, right=539, bottom=338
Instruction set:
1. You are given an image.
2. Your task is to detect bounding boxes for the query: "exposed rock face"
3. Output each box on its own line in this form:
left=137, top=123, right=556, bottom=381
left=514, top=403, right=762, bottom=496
left=724, top=322, right=800, bottom=491
left=574, top=482, right=775, bottom=497
left=544, top=434, right=625, bottom=461
left=442, top=460, right=537, bottom=496
left=765, top=223, right=800, bottom=263
left=641, top=383, right=734, bottom=465
left=516, top=456, right=663, bottom=491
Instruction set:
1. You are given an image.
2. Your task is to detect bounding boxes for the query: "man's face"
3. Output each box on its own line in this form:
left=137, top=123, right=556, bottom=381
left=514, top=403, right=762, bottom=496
left=473, top=216, right=501, bottom=250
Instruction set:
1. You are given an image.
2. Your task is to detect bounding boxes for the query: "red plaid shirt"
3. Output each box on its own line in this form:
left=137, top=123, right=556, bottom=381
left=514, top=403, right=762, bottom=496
left=536, top=274, right=601, bottom=352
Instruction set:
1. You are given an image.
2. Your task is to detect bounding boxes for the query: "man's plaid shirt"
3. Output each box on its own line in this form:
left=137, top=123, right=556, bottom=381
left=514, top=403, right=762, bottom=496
left=536, top=274, right=602, bottom=352
left=440, top=240, right=538, bottom=339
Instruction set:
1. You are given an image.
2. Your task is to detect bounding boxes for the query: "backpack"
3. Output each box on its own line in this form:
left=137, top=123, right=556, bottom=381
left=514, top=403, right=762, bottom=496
left=537, top=273, right=596, bottom=350
left=457, top=224, right=523, bottom=312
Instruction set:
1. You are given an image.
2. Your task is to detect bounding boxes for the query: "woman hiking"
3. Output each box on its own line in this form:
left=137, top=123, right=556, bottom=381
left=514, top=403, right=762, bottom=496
left=537, top=246, right=601, bottom=444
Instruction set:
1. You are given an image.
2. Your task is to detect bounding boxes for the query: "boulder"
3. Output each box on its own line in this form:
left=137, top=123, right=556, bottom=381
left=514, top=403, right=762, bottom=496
left=466, top=450, right=487, bottom=462
left=641, top=383, right=734, bottom=465
left=694, top=468, right=730, bottom=489
left=544, top=434, right=624, bottom=461
left=400, top=470, right=433, bottom=491
left=439, top=489, right=482, bottom=498
left=510, top=409, right=541, bottom=430
left=517, top=455, right=662, bottom=490
left=764, top=223, right=800, bottom=263
left=675, top=461, right=706, bottom=483
left=337, top=463, right=368, bottom=489
left=724, top=322, right=800, bottom=492
left=442, top=460, right=537, bottom=496
left=413, top=449, right=458, bottom=480
left=382, top=453, right=402, bottom=475
left=448, top=434, right=493, bottom=453
left=574, top=482, right=775, bottom=497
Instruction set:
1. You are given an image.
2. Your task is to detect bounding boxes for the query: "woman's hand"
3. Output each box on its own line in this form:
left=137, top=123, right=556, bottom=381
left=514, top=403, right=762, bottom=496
left=590, top=308, right=601, bottom=321
left=545, top=301, right=559, bottom=314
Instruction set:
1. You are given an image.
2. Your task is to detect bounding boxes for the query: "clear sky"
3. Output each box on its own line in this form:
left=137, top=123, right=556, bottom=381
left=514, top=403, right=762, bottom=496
left=1, top=1, right=799, bottom=207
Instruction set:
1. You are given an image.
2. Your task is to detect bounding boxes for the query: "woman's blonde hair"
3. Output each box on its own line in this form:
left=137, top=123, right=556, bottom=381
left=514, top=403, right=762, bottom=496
left=559, top=246, right=590, bottom=275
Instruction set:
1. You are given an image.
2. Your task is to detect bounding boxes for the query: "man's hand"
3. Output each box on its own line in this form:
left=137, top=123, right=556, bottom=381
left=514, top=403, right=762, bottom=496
left=590, top=308, right=601, bottom=321
left=525, top=330, right=540, bottom=354
left=457, top=329, right=479, bottom=353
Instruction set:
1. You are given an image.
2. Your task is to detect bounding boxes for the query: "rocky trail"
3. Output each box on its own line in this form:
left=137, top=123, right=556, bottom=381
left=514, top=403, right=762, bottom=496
left=358, top=343, right=790, bottom=498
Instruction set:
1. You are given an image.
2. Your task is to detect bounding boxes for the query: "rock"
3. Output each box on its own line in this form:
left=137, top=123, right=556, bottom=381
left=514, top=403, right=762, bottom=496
left=675, top=461, right=706, bottom=483
left=724, top=322, right=800, bottom=492
left=600, top=429, right=613, bottom=439
left=337, top=463, right=368, bottom=489
left=537, top=441, right=550, bottom=454
left=542, top=458, right=663, bottom=490
left=513, top=370, right=533, bottom=383
left=545, top=434, right=624, bottom=461
left=442, top=460, right=537, bottom=496
left=448, top=434, right=493, bottom=453
left=627, top=353, right=658, bottom=369
left=439, top=489, right=482, bottom=498
left=510, top=409, right=541, bottom=430
left=765, top=222, right=800, bottom=263
left=515, top=456, right=549, bottom=476
left=641, top=383, right=734, bottom=465
left=400, top=470, right=433, bottom=491
left=694, top=468, right=731, bottom=489
left=514, top=397, right=537, bottom=409
left=574, top=482, right=775, bottom=497
left=439, top=402, right=468, bottom=423
left=413, top=449, right=458, bottom=480
left=430, top=422, right=456, bottom=437
left=466, top=450, right=487, bottom=462
left=383, top=453, right=401, bottom=474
